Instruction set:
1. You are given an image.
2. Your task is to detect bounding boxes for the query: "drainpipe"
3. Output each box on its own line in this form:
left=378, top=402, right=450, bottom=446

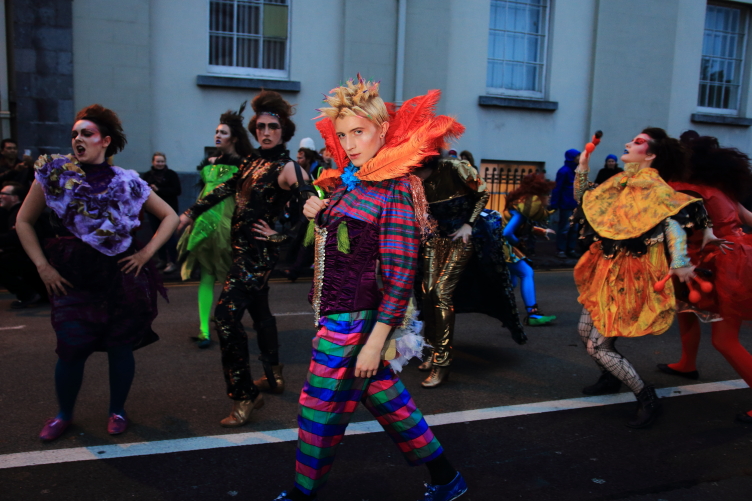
left=395, top=0, right=406, bottom=106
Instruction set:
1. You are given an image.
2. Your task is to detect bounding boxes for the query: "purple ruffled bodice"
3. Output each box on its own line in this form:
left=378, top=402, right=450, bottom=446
left=308, top=216, right=383, bottom=316
left=34, top=155, right=150, bottom=256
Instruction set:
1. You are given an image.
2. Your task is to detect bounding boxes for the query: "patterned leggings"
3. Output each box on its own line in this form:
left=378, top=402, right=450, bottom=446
left=578, top=308, right=645, bottom=394
left=294, top=313, right=443, bottom=496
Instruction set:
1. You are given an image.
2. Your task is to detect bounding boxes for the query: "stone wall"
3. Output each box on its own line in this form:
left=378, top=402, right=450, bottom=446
left=9, top=0, right=73, bottom=156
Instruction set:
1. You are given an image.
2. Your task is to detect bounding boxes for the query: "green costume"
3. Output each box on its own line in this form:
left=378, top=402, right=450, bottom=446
left=177, top=154, right=241, bottom=340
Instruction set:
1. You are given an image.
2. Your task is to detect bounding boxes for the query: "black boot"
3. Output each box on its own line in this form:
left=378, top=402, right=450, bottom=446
left=627, top=385, right=662, bottom=429
left=511, top=327, right=527, bottom=345
left=254, top=316, right=282, bottom=393
left=582, top=372, right=622, bottom=395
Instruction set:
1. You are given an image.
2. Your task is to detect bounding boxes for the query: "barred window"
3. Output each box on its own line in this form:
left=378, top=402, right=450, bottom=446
left=208, top=0, right=289, bottom=78
left=698, top=3, right=748, bottom=114
left=480, top=160, right=545, bottom=213
left=486, top=0, right=550, bottom=98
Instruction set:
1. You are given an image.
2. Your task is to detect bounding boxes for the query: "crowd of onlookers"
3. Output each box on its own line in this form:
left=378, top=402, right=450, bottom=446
left=0, top=133, right=632, bottom=309
left=0, top=138, right=48, bottom=308
left=4, top=131, right=749, bottom=311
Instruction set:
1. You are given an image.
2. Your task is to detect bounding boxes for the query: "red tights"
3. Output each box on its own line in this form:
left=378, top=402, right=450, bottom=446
left=670, top=314, right=752, bottom=415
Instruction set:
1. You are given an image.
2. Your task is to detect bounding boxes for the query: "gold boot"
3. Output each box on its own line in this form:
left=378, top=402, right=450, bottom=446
left=254, top=364, right=285, bottom=394
left=220, top=394, right=265, bottom=427
left=421, top=365, right=450, bottom=388
left=418, top=357, right=433, bottom=372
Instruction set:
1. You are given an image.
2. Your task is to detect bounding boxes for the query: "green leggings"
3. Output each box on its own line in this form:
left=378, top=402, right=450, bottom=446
left=198, top=270, right=216, bottom=340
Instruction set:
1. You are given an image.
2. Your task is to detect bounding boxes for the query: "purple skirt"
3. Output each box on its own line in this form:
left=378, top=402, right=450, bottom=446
left=45, top=237, right=166, bottom=361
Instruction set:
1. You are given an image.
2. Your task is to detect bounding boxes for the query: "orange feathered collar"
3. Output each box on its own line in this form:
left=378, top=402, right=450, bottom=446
left=314, top=89, right=465, bottom=191
left=582, top=163, right=700, bottom=240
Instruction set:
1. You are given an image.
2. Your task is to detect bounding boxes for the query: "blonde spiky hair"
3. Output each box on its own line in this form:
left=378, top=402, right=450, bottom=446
left=318, top=74, right=389, bottom=126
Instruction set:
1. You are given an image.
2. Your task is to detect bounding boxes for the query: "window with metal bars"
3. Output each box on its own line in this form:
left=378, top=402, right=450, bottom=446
left=480, top=160, right=545, bottom=213
left=208, top=0, right=289, bottom=78
left=486, top=0, right=550, bottom=99
left=698, top=3, right=748, bottom=115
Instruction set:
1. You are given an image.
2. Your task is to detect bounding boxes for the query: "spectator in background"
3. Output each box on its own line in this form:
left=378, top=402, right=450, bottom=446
left=0, top=139, right=22, bottom=172
left=298, top=139, right=326, bottom=198
left=141, top=152, right=181, bottom=273
left=0, top=181, right=47, bottom=308
left=459, top=150, right=476, bottom=169
left=594, top=154, right=623, bottom=185
left=0, top=139, right=33, bottom=186
left=296, top=138, right=325, bottom=178
left=283, top=138, right=324, bottom=281
left=298, top=141, right=327, bottom=179
left=549, top=148, right=581, bottom=258
left=319, top=147, right=334, bottom=170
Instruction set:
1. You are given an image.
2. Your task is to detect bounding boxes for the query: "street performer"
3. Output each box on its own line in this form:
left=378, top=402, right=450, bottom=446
left=273, top=76, right=468, bottom=501
left=573, top=128, right=709, bottom=428
left=177, top=91, right=309, bottom=427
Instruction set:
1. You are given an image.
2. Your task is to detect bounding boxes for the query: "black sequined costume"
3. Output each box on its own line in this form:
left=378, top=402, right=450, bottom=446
left=185, top=144, right=293, bottom=401
left=417, top=158, right=525, bottom=370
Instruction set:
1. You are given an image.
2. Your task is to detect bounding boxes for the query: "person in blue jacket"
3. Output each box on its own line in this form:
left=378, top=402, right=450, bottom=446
left=549, top=148, right=580, bottom=258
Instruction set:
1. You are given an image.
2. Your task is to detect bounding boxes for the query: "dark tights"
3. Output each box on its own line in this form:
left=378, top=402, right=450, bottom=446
left=284, top=454, right=456, bottom=500
left=55, top=345, right=136, bottom=421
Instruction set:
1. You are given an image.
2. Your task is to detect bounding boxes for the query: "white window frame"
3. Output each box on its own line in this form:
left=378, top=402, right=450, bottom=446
left=697, top=2, right=749, bottom=116
left=486, top=0, right=551, bottom=99
left=207, top=0, right=292, bottom=80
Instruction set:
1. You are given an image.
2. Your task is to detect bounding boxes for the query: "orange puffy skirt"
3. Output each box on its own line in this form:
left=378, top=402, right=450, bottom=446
left=574, top=242, right=676, bottom=338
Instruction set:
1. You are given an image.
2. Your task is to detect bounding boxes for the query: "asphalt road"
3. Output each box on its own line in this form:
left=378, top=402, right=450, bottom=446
left=1, top=271, right=750, bottom=500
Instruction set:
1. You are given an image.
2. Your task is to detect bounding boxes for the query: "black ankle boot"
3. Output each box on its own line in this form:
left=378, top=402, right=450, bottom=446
left=582, top=372, right=622, bottom=395
left=627, top=385, right=662, bottom=429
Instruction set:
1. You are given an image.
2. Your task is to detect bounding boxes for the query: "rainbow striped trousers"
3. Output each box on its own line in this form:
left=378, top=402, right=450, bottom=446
left=294, top=311, right=443, bottom=496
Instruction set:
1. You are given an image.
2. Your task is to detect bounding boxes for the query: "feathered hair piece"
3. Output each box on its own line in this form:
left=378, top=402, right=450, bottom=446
left=218, top=101, right=253, bottom=158
left=314, top=84, right=465, bottom=191
left=314, top=78, right=465, bottom=240
left=220, top=101, right=247, bottom=128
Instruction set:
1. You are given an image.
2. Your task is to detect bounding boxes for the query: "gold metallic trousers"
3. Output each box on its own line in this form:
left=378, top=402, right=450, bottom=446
left=421, top=237, right=474, bottom=367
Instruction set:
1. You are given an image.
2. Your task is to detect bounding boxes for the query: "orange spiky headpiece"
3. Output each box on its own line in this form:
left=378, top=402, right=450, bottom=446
left=313, top=74, right=465, bottom=239
left=314, top=75, right=465, bottom=190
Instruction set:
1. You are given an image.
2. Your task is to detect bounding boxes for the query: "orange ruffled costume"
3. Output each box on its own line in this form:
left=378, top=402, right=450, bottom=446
left=314, top=86, right=464, bottom=237
left=574, top=164, right=700, bottom=338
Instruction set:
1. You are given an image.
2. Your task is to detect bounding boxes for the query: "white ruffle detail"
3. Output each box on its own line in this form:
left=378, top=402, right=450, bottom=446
left=388, top=308, right=428, bottom=373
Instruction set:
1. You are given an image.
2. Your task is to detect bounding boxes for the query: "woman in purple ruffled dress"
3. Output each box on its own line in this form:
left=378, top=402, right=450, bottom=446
left=15, top=105, right=179, bottom=441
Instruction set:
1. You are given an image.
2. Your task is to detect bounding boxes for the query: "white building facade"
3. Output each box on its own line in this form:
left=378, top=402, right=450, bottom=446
left=6, top=0, right=752, bottom=199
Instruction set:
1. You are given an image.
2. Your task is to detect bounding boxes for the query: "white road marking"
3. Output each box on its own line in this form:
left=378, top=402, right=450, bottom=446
left=0, top=379, right=745, bottom=470
left=0, top=325, right=25, bottom=331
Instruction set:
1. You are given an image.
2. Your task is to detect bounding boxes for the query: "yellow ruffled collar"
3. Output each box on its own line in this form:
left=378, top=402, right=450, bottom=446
left=582, top=163, right=699, bottom=239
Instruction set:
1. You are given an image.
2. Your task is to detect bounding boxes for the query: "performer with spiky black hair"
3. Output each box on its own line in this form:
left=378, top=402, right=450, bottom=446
left=177, top=91, right=310, bottom=427
left=177, top=103, right=253, bottom=349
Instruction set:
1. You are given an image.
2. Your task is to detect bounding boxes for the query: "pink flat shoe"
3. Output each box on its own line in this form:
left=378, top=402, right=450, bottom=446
left=107, top=413, right=129, bottom=435
left=39, top=417, right=71, bottom=442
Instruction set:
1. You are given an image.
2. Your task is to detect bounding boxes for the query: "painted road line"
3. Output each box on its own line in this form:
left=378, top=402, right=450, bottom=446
left=0, top=379, right=745, bottom=470
left=0, top=325, right=25, bottom=331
